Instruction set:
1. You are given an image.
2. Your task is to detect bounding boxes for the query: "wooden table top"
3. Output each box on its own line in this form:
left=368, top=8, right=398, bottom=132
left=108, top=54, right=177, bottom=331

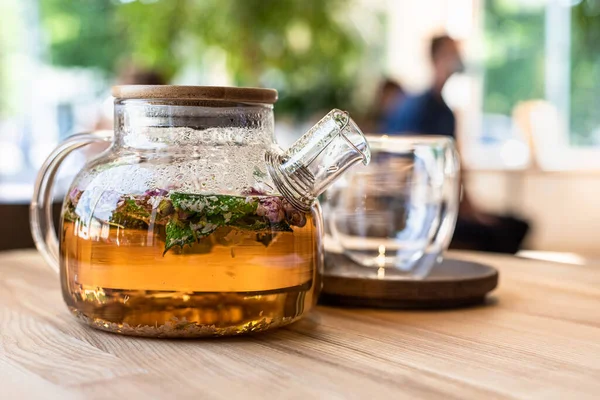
left=1, top=250, right=599, bottom=399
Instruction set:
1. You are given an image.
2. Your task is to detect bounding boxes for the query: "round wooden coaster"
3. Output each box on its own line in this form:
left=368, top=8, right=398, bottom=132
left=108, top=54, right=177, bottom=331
left=321, top=252, right=499, bottom=309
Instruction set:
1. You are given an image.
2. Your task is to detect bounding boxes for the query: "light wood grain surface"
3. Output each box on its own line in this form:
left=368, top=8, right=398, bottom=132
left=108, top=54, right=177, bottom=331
left=1, top=250, right=599, bottom=399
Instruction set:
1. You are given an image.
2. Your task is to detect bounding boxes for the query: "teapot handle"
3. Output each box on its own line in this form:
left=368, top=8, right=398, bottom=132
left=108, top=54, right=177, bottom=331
left=29, top=132, right=113, bottom=273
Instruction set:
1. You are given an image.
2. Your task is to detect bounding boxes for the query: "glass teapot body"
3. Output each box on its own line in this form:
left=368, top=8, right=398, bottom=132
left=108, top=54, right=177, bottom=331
left=31, top=86, right=369, bottom=338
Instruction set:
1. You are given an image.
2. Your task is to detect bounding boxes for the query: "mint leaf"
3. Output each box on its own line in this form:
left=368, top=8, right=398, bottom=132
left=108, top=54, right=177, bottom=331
left=109, top=198, right=152, bottom=229
left=121, top=199, right=151, bottom=221
left=170, top=192, right=258, bottom=221
left=163, top=193, right=295, bottom=255
left=164, top=220, right=195, bottom=254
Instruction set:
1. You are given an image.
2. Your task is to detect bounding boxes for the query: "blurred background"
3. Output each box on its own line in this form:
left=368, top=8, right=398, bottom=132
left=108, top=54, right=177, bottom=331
left=1, top=0, right=599, bottom=259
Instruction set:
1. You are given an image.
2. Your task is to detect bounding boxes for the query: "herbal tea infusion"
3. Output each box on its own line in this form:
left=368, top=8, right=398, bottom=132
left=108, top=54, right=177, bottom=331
left=61, top=188, right=318, bottom=337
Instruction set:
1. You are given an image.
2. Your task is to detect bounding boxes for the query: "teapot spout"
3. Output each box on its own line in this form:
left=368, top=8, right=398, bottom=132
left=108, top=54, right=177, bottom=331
left=266, top=109, right=371, bottom=211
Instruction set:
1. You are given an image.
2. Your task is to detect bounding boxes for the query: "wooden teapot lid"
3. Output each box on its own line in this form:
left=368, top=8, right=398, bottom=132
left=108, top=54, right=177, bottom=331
left=112, top=85, right=278, bottom=104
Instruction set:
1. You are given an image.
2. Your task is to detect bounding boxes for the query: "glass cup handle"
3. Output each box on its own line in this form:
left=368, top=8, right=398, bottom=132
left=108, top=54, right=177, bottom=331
left=431, top=145, right=461, bottom=257
left=410, top=144, right=460, bottom=277
left=29, top=131, right=113, bottom=273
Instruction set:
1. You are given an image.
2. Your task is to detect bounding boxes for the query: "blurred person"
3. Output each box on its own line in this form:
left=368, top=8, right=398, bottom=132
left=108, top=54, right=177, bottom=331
left=383, top=35, right=529, bottom=253
left=382, top=35, right=462, bottom=136
left=373, top=79, right=405, bottom=133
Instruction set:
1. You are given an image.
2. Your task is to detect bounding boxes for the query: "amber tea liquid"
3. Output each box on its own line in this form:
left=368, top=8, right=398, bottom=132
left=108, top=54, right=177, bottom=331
left=61, top=209, right=319, bottom=337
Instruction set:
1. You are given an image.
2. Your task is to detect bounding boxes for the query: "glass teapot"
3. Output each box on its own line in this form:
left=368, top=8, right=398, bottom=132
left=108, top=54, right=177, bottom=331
left=30, top=85, right=370, bottom=338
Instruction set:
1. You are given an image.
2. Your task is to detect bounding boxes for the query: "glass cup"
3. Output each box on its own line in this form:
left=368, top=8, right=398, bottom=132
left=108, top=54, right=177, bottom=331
left=325, top=135, right=460, bottom=279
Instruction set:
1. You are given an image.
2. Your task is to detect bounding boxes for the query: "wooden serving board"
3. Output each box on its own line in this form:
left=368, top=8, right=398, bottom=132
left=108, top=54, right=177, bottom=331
left=321, top=252, right=498, bottom=309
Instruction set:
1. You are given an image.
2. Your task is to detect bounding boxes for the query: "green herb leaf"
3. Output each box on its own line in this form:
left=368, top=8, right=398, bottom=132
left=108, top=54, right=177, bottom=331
left=123, top=199, right=151, bottom=220
left=108, top=198, right=152, bottom=229
left=164, top=220, right=196, bottom=255
left=164, top=193, right=295, bottom=255
left=170, top=192, right=259, bottom=221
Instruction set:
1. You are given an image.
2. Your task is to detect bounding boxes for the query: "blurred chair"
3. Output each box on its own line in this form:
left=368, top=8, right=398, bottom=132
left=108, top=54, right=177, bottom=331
left=512, top=100, right=568, bottom=170
left=0, top=202, right=61, bottom=251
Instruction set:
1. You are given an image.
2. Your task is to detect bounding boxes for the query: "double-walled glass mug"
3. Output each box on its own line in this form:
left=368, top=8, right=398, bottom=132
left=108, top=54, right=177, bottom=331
left=325, top=135, right=459, bottom=279
left=30, top=86, right=370, bottom=337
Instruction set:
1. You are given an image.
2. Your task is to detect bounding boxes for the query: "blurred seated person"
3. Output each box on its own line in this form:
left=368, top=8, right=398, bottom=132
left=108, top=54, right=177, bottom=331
left=373, top=79, right=405, bottom=133
left=382, top=35, right=529, bottom=254
left=352, top=79, right=404, bottom=133
left=381, top=35, right=461, bottom=136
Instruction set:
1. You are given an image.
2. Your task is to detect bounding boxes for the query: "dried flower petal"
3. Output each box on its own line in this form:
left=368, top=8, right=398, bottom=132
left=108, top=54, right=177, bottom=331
left=256, top=197, right=285, bottom=223
left=282, top=199, right=306, bottom=227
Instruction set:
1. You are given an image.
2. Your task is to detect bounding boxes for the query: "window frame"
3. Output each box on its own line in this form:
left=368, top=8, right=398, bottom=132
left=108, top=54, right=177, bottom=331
left=463, top=0, right=600, bottom=172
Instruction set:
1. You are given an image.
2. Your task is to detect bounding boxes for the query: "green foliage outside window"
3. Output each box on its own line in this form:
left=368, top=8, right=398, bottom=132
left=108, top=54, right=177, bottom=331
left=38, top=0, right=369, bottom=119
left=483, top=0, right=600, bottom=146
left=571, top=2, right=600, bottom=146
left=482, top=0, right=545, bottom=116
left=40, top=0, right=126, bottom=74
